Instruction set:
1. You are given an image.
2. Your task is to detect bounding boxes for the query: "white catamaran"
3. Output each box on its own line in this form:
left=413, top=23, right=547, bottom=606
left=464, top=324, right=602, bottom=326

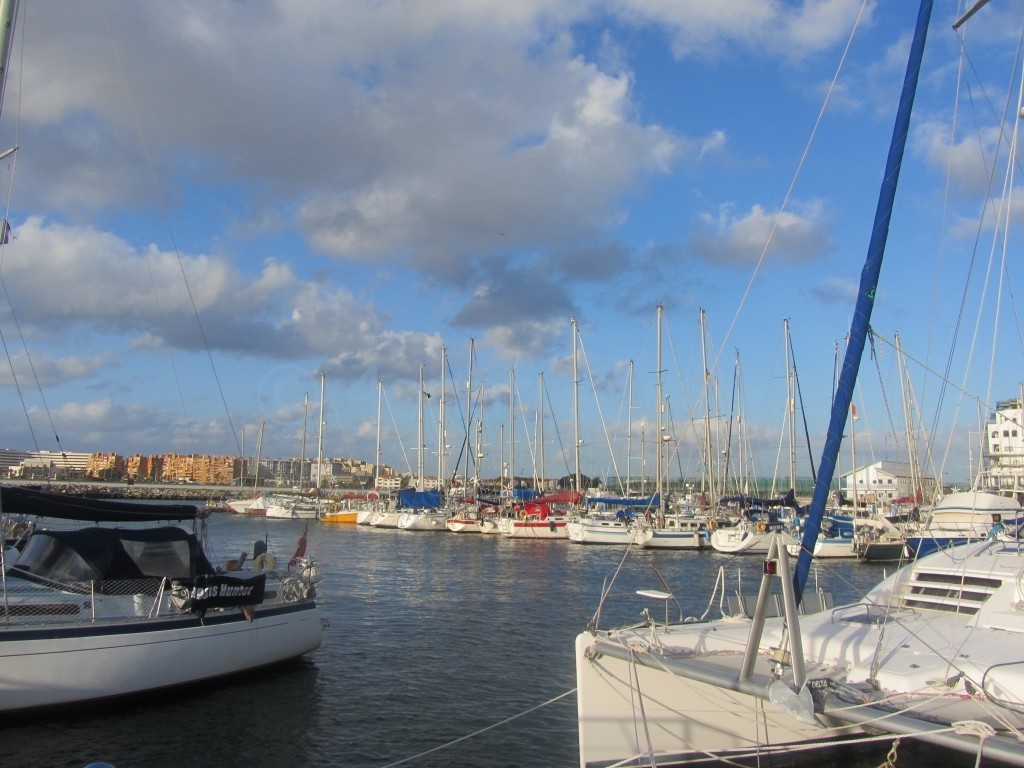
left=575, top=2, right=1024, bottom=766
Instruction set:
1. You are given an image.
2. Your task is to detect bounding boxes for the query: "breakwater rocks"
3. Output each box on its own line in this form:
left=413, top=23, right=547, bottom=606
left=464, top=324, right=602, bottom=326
left=14, top=483, right=237, bottom=503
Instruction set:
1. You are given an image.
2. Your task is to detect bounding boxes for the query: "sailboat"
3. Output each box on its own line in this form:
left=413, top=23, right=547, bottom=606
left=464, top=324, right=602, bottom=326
left=576, top=2, right=1024, bottom=765
left=397, top=357, right=449, bottom=531
left=226, top=421, right=267, bottom=515
left=0, top=0, right=321, bottom=711
left=637, top=305, right=711, bottom=550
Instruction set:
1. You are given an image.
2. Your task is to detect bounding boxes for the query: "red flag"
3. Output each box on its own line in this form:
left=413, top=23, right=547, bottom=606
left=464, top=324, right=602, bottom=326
left=289, top=522, right=308, bottom=568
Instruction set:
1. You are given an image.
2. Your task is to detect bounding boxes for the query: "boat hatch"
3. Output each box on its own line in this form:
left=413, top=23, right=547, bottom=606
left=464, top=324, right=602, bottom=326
left=900, top=571, right=1001, bottom=614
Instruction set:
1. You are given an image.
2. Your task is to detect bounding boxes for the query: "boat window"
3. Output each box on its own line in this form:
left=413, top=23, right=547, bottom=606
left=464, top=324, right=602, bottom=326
left=122, top=539, right=194, bottom=578
left=11, top=534, right=103, bottom=582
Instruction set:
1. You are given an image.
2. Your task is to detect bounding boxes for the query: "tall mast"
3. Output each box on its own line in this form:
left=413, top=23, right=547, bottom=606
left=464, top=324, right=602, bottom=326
left=700, top=308, right=713, bottom=504
left=474, top=383, right=484, bottom=491
left=656, top=305, right=665, bottom=524
left=572, top=316, right=582, bottom=495
left=438, top=344, right=447, bottom=487
left=254, top=421, right=264, bottom=493
left=316, top=372, right=325, bottom=491
left=300, top=392, right=308, bottom=488
left=794, top=0, right=933, bottom=601
left=417, top=364, right=425, bottom=490
left=508, top=367, right=515, bottom=497
left=895, top=332, right=921, bottom=502
left=374, top=379, right=382, bottom=491
left=0, top=0, right=19, bottom=129
left=464, top=338, right=474, bottom=490
left=626, top=360, right=634, bottom=497
left=539, top=371, right=546, bottom=492
left=785, top=319, right=797, bottom=494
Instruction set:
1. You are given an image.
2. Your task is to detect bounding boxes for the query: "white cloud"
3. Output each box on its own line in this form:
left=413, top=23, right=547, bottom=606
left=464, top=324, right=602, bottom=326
left=688, top=199, right=833, bottom=265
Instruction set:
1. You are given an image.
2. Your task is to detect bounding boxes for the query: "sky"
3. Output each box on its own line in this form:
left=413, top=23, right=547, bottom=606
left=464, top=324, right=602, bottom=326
left=0, top=0, right=1021, bottom=491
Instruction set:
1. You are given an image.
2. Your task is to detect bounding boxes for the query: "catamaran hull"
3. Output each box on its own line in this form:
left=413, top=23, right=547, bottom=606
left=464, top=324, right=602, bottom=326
left=0, top=602, right=322, bottom=713
left=575, top=631, right=853, bottom=767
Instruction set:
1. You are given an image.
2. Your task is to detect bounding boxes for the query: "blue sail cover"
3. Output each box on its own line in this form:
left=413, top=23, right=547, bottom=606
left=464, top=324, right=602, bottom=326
left=512, top=488, right=540, bottom=502
left=586, top=494, right=659, bottom=508
left=397, top=488, right=443, bottom=508
left=719, top=489, right=798, bottom=510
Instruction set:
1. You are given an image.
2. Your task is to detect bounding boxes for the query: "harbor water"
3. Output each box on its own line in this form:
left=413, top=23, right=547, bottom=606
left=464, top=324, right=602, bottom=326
left=4, top=514, right=941, bottom=767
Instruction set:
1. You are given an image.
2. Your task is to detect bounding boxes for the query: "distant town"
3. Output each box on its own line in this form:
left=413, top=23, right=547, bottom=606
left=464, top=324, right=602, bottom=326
left=1, top=394, right=1020, bottom=503
left=0, top=449, right=402, bottom=491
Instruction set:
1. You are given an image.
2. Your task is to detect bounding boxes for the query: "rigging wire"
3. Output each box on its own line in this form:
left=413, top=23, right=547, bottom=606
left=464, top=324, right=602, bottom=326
left=702, top=0, right=870, bottom=385
left=0, top=1, right=61, bottom=457
left=99, top=0, right=241, bottom=456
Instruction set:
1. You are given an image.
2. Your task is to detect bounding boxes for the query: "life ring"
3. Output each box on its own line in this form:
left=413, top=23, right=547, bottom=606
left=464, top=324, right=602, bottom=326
left=756, top=522, right=767, bottom=533
left=707, top=519, right=717, bottom=532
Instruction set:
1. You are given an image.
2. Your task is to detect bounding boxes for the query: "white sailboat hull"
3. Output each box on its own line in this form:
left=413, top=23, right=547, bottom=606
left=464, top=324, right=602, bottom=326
left=396, top=511, right=448, bottom=531
left=0, top=602, right=322, bottom=712
left=445, top=517, right=482, bottom=533
left=566, top=518, right=644, bottom=545
left=370, top=510, right=403, bottom=528
left=501, top=517, right=569, bottom=539
left=710, top=526, right=790, bottom=554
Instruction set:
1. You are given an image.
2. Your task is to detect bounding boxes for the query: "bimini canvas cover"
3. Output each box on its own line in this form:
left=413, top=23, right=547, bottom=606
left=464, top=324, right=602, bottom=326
left=397, top=488, right=443, bottom=508
left=0, top=484, right=202, bottom=522
left=10, top=526, right=216, bottom=584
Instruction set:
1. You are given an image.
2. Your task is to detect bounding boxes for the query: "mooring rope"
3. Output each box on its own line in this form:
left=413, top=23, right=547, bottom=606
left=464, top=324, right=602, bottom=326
left=376, top=688, right=576, bottom=768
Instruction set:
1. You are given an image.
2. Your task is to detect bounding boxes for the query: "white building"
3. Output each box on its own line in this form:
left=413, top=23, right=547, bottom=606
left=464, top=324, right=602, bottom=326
left=10, top=450, right=92, bottom=479
left=840, top=460, right=938, bottom=506
left=984, top=395, right=1024, bottom=495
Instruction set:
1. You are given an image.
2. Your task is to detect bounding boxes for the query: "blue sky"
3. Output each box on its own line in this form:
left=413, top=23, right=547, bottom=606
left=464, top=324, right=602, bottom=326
left=0, top=0, right=1020, bottom=490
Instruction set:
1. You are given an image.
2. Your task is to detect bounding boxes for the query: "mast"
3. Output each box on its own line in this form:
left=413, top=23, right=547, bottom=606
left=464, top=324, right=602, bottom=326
left=0, top=0, right=18, bottom=129
left=474, top=384, right=484, bottom=491
left=438, top=344, right=447, bottom=489
left=656, top=305, right=665, bottom=525
left=572, top=316, right=582, bottom=495
left=785, top=319, right=797, bottom=494
left=464, top=338, right=474, bottom=491
left=417, top=364, right=425, bottom=491
left=299, top=392, right=308, bottom=488
left=316, top=372, right=325, bottom=492
left=253, top=421, right=264, bottom=494
left=626, top=361, right=634, bottom=497
left=508, top=367, right=515, bottom=498
left=539, top=372, right=546, bottom=492
left=735, top=351, right=746, bottom=496
left=374, top=379, right=382, bottom=492
left=700, top=308, right=713, bottom=504
left=849, top=402, right=859, bottom=511
left=794, top=0, right=934, bottom=601
left=895, top=332, right=921, bottom=503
